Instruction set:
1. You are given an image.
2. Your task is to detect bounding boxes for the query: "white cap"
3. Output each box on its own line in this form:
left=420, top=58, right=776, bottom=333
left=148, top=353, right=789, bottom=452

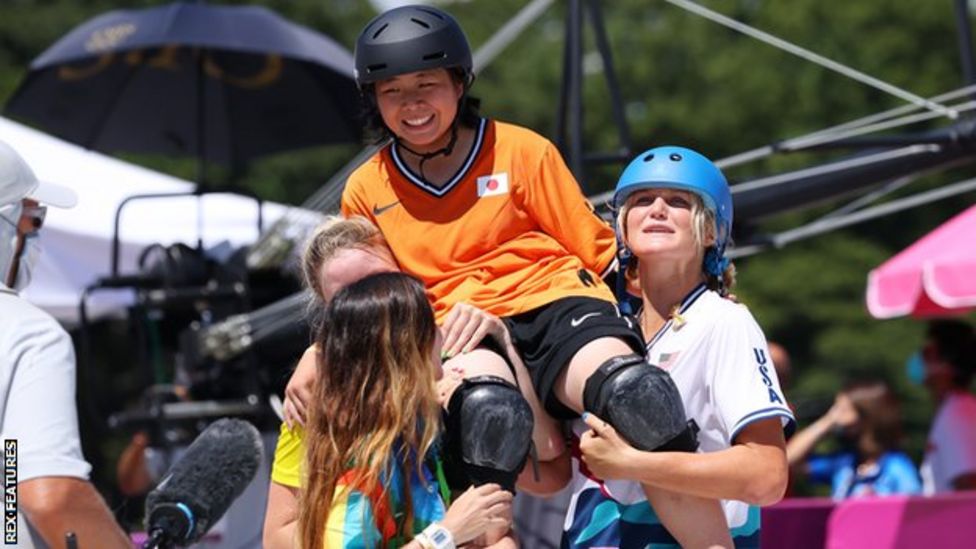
left=0, top=139, right=77, bottom=209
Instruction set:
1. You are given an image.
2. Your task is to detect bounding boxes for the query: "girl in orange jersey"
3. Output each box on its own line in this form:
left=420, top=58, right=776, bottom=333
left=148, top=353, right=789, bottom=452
left=340, top=5, right=731, bottom=547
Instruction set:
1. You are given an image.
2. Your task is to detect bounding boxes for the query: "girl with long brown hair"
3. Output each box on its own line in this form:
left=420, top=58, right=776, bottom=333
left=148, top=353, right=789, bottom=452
left=296, top=272, right=511, bottom=548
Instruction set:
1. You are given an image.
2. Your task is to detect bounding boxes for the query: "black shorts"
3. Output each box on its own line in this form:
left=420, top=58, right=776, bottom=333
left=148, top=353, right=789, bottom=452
left=504, top=297, right=645, bottom=419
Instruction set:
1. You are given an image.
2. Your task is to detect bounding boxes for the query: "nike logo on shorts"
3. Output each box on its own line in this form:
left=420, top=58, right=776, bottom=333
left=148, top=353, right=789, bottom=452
left=570, top=312, right=602, bottom=327
left=373, top=200, right=400, bottom=216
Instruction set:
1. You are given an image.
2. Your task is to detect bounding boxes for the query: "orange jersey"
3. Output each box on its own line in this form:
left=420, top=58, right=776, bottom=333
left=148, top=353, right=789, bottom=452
left=341, top=119, right=617, bottom=321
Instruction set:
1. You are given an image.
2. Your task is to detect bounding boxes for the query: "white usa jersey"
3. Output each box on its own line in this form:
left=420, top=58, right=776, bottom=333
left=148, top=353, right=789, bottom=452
left=564, top=284, right=795, bottom=548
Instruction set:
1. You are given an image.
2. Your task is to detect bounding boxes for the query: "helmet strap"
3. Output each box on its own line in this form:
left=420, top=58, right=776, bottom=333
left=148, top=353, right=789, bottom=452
left=615, top=256, right=634, bottom=315
left=394, top=125, right=458, bottom=181
left=394, top=121, right=459, bottom=170
left=392, top=94, right=465, bottom=180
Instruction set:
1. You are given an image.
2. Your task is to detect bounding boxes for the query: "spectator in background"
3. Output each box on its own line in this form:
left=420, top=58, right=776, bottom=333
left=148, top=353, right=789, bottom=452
left=768, top=342, right=792, bottom=394
left=767, top=341, right=801, bottom=497
left=786, top=380, right=921, bottom=500
left=0, top=140, right=130, bottom=548
left=918, top=319, right=976, bottom=494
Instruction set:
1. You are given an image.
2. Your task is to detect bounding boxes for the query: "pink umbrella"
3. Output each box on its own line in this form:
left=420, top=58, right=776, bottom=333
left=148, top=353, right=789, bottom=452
left=867, top=203, right=976, bottom=318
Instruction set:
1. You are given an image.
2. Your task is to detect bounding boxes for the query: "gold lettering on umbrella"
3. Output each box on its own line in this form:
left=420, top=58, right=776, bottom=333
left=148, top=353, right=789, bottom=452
left=84, top=23, right=136, bottom=53
left=58, top=22, right=137, bottom=81
left=57, top=54, right=113, bottom=81
left=204, top=53, right=283, bottom=89
left=144, top=45, right=182, bottom=71
left=56, top=46, right=284, bottom=90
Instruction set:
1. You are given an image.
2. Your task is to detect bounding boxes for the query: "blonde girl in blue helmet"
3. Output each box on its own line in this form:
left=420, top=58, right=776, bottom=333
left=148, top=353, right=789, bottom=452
left=566, top=147, right=796, bottom=548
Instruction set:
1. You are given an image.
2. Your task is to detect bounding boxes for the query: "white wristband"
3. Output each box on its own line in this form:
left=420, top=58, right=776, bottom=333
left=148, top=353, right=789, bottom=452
left=420, top=522, right=456, bottom=549
left=414, top=532, right=436, bottom=549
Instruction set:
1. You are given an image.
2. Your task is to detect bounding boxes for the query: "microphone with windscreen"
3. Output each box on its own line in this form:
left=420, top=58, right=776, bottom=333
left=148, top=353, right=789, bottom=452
left=143, top=418, right=263, bottom=548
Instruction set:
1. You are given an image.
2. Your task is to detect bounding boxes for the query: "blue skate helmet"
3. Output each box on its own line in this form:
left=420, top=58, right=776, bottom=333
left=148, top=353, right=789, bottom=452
left=613, top=146, right=733, bottom=278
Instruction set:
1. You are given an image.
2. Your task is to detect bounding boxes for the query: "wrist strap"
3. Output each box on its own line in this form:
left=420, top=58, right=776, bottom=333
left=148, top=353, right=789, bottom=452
left=420, top=522, right=456, bottom=549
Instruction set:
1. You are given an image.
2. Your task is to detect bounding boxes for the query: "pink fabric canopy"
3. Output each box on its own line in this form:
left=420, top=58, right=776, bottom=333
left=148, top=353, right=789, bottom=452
left=866, top=203, right=976, bottom=318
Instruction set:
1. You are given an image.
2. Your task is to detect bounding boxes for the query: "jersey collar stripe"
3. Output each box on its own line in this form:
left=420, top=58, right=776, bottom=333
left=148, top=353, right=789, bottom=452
left=645, top=318, right=673, bottom=352
left=644, top=283, right=708, bottom=352
left=599, top=257, right=619, bottom=280
left=678, top=283, right=707, bottom=314
left=390, top=118, right=488, bottom=198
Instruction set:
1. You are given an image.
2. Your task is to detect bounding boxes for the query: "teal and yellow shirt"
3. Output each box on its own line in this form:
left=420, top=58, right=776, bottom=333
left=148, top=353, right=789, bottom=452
left=272, top=423, right=448, bottom=548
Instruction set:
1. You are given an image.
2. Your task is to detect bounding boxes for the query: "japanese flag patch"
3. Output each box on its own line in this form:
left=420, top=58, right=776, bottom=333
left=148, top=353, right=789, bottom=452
left=477, top=173, right=509, bottom=197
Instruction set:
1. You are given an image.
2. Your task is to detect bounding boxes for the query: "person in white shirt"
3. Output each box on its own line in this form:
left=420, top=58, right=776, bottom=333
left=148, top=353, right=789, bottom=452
left=566, top=146, right=794, bottom=548
left=918, top=319, right=976, bottom=494
left=0, top=139, right=130, bottom=549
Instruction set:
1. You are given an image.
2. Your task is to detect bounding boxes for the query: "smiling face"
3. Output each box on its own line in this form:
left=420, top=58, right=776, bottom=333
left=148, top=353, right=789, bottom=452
left=623, top=188, right=713, bottom=267
left=374, top=68, right=464, bottom=152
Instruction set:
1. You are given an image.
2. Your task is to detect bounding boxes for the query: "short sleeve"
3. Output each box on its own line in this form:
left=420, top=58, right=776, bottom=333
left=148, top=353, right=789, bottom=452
left=4, top=313, right=91, bottom=482
left=271, top=422, right=304, bottom=488
left=706, top=307, right=795, bottom=442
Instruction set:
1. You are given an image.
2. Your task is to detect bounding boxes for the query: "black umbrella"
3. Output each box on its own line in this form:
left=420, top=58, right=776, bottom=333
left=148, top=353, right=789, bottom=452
left=4, top=1, right=362, bottom=178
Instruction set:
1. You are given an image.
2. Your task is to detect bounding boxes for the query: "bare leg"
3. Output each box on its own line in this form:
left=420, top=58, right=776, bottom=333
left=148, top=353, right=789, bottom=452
left=554, top=338, right=733, bottom=548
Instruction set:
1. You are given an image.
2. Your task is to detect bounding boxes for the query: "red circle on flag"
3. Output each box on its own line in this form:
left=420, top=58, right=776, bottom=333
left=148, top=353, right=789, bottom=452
left=486, top=178, right=498, bottom=190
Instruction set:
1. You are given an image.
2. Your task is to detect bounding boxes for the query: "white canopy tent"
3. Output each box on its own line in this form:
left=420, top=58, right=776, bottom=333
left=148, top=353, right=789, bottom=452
left=0, top=116, right=304, bottom=324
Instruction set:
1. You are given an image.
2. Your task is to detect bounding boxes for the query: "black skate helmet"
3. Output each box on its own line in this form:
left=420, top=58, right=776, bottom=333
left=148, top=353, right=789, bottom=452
left=355, top=5, right=473, bottom=87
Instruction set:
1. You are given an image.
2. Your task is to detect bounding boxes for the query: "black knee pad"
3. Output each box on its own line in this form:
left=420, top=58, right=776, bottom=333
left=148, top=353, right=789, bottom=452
left=442, top=375, right=534, bottom=492
left=583, top=354, right=699, bottom=452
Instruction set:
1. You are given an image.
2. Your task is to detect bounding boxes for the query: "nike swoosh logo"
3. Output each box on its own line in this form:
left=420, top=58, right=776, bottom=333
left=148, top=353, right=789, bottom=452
left=570, top=312, right=602, bottom=328
left=372, top=200, right=400, bottom=216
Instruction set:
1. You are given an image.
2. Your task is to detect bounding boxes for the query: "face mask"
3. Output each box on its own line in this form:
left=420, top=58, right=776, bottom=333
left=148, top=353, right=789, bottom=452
left=10, top=233, right=40, bottom=291
left=905, top=351, right=925, bottom=385
left=0, top=202, right=21, bottom=288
